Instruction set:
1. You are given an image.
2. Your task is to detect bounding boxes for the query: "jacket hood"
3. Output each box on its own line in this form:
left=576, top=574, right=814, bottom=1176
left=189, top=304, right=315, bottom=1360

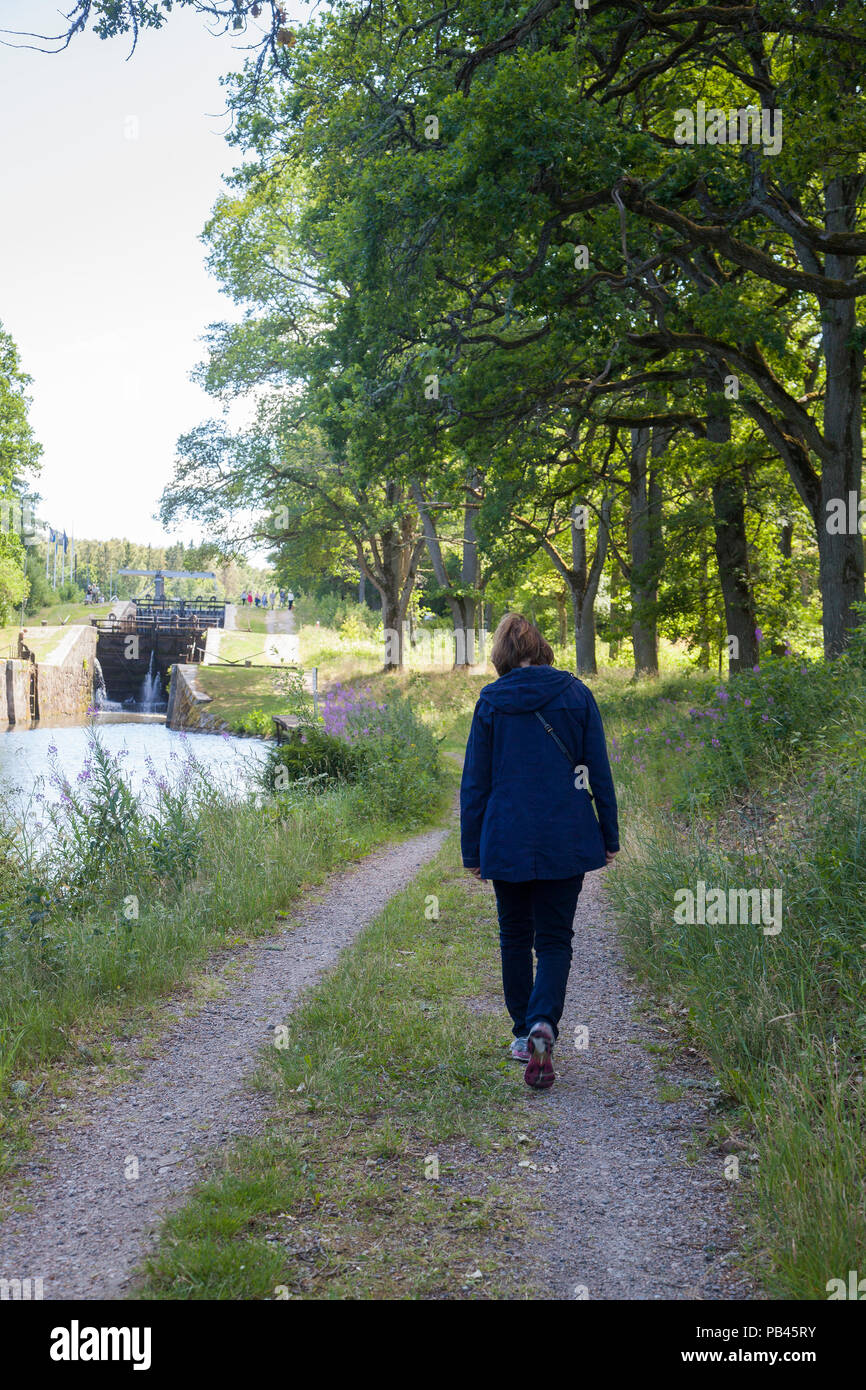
left=479, top=665, right=576, bottom=714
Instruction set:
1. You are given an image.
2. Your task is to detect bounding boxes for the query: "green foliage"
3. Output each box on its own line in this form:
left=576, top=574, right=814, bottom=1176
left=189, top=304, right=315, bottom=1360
left=30, top=730, right=210, bottom=914
left=263, top=727, right=367, bottom=789
left=232, top=707, right=275, bottom=738
left=602, top=658, right=866, bottom=1296
left=260, top=686, right=443, bottom=827
left=0, top=322, right=41, bottom=623
left=298, top=594, right=381, bottom=634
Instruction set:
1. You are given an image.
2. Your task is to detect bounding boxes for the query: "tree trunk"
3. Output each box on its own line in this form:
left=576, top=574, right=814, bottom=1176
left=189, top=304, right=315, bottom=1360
left=816, top=175, right=866, bottom=658
left=696, top=538, right=712, bottom=671
left=572, top=587, right=597, bottom=673
left=458, top=474, right=481, bottom=665
left=373, top=491, right=424, bottom=672
left=769, top=520, right=795, bottom=655
left=706, top=373, right=758, bottom=673
left=381, top=585, right=403, bottom=670
left=555, top=589, right=568, bottom=647
left=411, top=474, right=483, bottom=668
left=570, top=498, right=611, bottom=675
left=711, top=471, right=758, bottom=673
left=607, top=556, right=623, bottom=661
left=515, top=497, right=610, bottom=676
left=628, top=424, right=663, bottom=676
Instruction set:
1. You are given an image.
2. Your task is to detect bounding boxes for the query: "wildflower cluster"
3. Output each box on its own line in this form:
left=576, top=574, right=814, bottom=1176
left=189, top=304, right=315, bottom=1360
left=264, top=683, right=442, bottom=826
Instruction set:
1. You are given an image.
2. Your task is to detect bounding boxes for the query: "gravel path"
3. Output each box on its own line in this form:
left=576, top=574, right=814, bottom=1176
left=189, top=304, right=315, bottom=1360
left=0, top=827, right=446, bottom=1300
left=266, top=606, right=297, bottom=635
left=516, top=867, right=755, bottom=1299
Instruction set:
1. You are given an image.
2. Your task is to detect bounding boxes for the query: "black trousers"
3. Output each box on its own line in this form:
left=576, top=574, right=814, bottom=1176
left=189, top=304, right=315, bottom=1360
left=491, top=875, right=584, bottom=1039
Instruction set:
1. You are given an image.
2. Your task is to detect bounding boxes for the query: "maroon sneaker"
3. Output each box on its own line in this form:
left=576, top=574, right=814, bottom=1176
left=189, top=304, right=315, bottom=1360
left=509, top=1037, right=531, bottom=1063
left=524, top=1022, right=555, bottom=1090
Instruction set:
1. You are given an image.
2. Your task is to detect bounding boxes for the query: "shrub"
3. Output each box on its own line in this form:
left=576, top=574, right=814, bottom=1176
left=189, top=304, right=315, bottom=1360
left=232, top=707, right=274, bottom=738
left=260, top=683, right=443, bottom=827
left=261, top=726, right=368, bottom=793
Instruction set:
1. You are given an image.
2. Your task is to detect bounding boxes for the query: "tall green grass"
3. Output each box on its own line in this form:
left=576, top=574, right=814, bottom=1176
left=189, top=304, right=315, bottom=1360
left=601, top=656, right=866, bottom=1298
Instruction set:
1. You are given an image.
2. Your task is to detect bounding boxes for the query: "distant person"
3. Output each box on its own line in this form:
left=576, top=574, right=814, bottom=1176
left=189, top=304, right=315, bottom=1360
left=279, top=588, right=286, bottom=607
left=460, top=613, right=619, bottom=1091
left=254, top=592, right=261, bottom=608
left=269, top=589, right=276, bottom=608
left=287, top=590, right=295, bottom=611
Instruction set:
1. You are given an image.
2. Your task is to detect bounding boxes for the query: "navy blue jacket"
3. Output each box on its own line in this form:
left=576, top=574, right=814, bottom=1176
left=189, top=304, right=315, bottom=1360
left=460, top=665, right=619, bottom=881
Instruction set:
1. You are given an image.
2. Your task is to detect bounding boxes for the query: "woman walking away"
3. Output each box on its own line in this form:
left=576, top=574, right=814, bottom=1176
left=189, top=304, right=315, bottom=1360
left=460, top=613, right=619, bottom=1091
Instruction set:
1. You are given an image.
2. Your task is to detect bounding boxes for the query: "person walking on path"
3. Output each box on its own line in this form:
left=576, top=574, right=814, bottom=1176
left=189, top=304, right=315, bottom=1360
left=460, top=613, right=619, bottom=1091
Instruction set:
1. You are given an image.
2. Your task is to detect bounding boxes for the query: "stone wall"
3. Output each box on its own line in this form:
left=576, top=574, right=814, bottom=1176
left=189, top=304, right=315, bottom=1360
left=166, top=663, right=219, bottom=732
left=4, top=660, right=31, bottom=725
left=37, top=625, right=99, bottom=722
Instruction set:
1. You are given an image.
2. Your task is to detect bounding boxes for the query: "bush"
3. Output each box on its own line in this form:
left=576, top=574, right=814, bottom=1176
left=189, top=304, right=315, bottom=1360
left=358, top=731, right=441, bottom=821
left=339, top=609, right=377, bottom=642
left=261, top=727, right=368, bottom=792
left=260, top=683, right=443, bottom=827
left=232, top=708, right=274, bottom=738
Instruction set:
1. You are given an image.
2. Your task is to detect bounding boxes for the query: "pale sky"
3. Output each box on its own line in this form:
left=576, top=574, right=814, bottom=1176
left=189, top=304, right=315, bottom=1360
left=0, top=1, right=306, bottom=546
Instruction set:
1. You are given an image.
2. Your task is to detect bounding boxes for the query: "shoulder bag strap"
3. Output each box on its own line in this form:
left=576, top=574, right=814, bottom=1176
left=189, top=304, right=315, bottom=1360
left=534, top=708, right=595, bottom=800
left=534, top=709, right=574, bottom=764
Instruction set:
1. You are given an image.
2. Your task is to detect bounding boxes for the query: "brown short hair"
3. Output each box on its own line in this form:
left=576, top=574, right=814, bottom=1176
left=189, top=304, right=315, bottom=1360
left=490, top=612, right=555, bottom=676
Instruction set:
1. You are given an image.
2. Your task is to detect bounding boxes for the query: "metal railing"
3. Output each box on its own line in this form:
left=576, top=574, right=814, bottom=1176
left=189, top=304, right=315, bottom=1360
left=93, top=603, right=226, bottom=634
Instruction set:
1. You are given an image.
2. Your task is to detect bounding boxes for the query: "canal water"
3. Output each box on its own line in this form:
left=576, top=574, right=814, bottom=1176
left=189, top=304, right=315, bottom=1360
left=0, top=716, right=268, bottom=843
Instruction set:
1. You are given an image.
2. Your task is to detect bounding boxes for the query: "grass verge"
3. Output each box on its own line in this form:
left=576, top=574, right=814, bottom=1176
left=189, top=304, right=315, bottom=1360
left=599, top=657, right=866, bottom=1298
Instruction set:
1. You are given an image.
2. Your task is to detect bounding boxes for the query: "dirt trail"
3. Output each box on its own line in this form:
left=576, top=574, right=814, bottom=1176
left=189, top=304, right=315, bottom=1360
left=516, top=868, right=755, bottom=1299
left=266, top=606, right=297, bottom=635
left=0, top=828, right=446, bottom=1300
